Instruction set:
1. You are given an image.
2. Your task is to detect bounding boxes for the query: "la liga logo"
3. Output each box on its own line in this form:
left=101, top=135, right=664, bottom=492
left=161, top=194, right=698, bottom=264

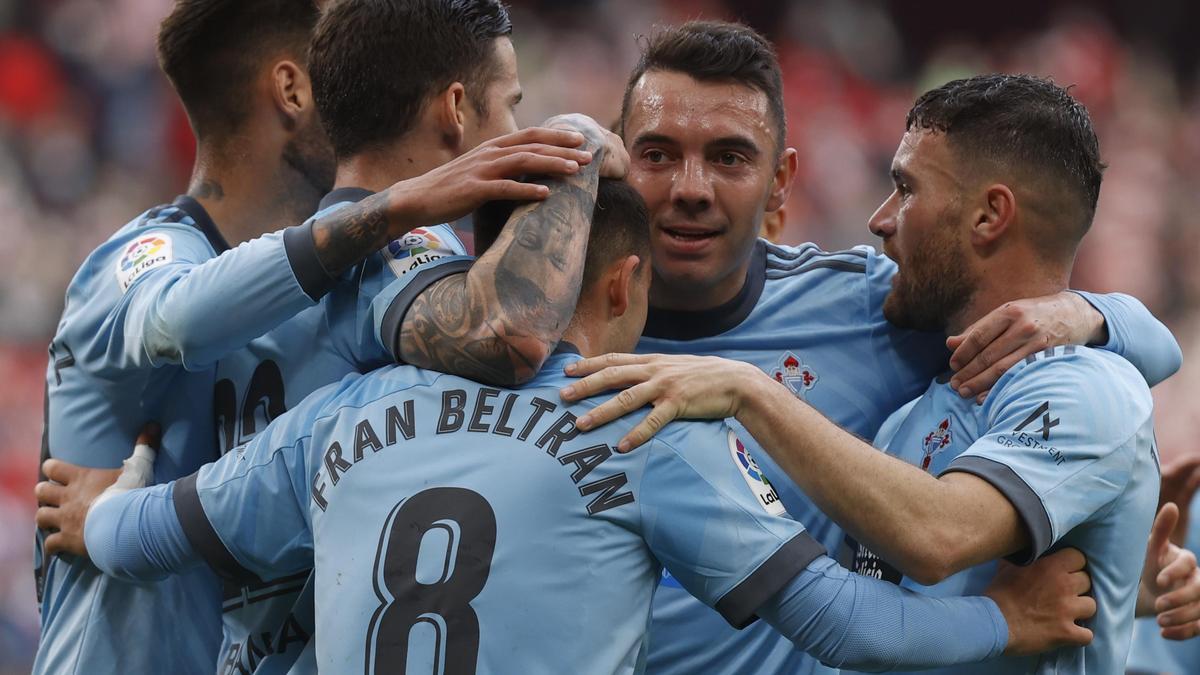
left=728, top=431, right=786, bottom=516
left=734, top=437, right=770, bottom=485
left=115, top=233, right=173, bottom=291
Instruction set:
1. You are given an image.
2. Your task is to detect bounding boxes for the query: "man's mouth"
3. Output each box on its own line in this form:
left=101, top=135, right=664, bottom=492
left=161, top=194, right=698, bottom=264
left=660, top=225, right=720, bottom=243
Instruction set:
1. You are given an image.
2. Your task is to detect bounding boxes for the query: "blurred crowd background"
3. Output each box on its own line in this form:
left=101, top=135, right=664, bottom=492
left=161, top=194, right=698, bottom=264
left=1, top=0, right=1198, bottom=670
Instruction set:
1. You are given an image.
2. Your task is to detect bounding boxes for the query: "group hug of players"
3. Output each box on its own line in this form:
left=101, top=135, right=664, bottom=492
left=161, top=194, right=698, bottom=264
left=29, top=0, right=1200, bottom=673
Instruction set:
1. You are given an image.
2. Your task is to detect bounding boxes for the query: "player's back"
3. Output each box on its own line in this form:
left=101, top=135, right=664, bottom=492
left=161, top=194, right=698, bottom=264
left=36, top=198, right=224, bottom=674
left=301, top=347, right=809, bottom=673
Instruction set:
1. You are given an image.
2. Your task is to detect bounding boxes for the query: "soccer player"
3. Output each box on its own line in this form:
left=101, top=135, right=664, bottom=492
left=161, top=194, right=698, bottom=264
left=562, top=75, right=1177, bottom=674
left=81, top=179, right=1102, bottom=673
left=550, top=22, right=1184, bottom=675
left=33, top=0, right=603, bottom=672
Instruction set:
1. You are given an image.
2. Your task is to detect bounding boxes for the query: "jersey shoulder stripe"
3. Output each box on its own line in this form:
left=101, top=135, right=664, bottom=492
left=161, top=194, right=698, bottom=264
left=764, top=242, right=868, bottom=278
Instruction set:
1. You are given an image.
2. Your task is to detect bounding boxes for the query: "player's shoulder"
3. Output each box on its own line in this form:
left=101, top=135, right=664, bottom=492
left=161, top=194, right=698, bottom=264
left=761, top=239, right=873, bottom=283
left=988, top=345, right=1152, bottom=431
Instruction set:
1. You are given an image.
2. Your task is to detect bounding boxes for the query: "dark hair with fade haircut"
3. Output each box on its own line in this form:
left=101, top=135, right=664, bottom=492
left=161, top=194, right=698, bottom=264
left=157, top=0, right=320, bottom=139
left=620, top=20, right=787, bottom=150
left=906, top=74, right=1106, bottom=254
left=472, top=179, right=650, bottom=285
left=309, top=0, right=513, bottom=159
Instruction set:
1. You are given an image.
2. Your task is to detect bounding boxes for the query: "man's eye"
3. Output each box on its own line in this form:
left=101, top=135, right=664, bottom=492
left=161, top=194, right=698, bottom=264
left=718, top=152, right=743, bottom=166
left=644, top=150, right=667, bottom=163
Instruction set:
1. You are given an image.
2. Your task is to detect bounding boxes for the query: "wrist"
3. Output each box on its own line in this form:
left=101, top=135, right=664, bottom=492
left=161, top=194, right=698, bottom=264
left=731, top=364, right=778, bottom=420
left=1070, top=291, right=1108, bottom=345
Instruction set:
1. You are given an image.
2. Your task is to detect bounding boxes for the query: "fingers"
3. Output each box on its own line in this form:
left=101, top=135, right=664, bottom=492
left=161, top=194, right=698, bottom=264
left=1157, top=547, right=1196, bottom=589
left=561, top=367, right=656, bottom=403
left=1067, top=569, right=1092, bottom=596
left=34, top=481, right=65, bottom=507
left=43, top=532, right=66, bottom=557
left=1148, top=503, right=1180, bottom=567
left=1157, top=590, right=1200, bottom=627
left=948, top=310, right=1015, bottom=375
left=949, top=322, right=1039, bottom=397
left=1161, top=620, right=1200, bottom=641
left=1063, top=624, right=1094, bottom=647
left=618, top=402, right=678, bottom=453
left=136, top=421, right=162, bottom=449
left=563, top=353, right=653, bottom=379
left=42, top=458, right=78, bottom=484
left=576, top=382, right=659, bottom=432
left=35, top=505, right=61, bottom=532
left=1071, top=595, right=1098, bottom=621
left=477, top=180, right=553, bottom=202
left=489, top=126, right=586, bottom=150
left=1048, top=547, right=1088, bottom=572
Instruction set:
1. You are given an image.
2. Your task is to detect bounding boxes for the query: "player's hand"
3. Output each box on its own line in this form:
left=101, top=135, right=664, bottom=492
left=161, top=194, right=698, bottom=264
left=542, top=113, right=629, bottom=179
left=560, top=353, right=764, bottom=451
left=1137, top=502, right=1200, bottom=639
left=1159, top=454, right=1200, bottom=546
left=985, top=547, right=1095, bottom=656
left=35, top=423, right=160, bottom=559
left=947, top=292, right=1102, bottom=402
left=387, top=125, right=596, bottom=233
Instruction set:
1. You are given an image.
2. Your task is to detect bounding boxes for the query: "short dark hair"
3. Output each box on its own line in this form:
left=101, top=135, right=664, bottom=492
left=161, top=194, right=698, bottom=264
left=582, top=179, right=652, bottom=286
left=472, top=179, right=650, bottom=285
left=310, top=0, right=513, bottom=159
left=157, top=0, right=319, bottom=139
left=906, top=74, right=1106, bottom=252
left=620, top=21, right=787, bottom=150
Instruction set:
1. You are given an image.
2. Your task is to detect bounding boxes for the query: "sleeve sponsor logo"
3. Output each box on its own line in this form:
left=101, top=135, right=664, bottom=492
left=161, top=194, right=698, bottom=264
left=728, top=431, right=787, bottom=517
left=999, top=401, right=1065, bottom=466
left=115, top=233, right=173, bottom=292
left=382, top=227, right=453, bottom=278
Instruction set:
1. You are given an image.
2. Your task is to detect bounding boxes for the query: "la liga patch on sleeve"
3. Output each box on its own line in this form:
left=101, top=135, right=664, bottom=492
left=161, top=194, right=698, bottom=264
left=728, top=430, right=787, bottom=517
left=115, top=233, right=173, bottom=292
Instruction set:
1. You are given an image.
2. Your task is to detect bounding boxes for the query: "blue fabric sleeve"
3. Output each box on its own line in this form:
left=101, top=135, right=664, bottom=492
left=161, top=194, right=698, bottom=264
left=1072, top=290, right=1182, bottom=387
left=85, top=482, right=200, bottom=582
left=757, top=556, right=1007, bottom=671
left=128, top=229, right=321, bottom=370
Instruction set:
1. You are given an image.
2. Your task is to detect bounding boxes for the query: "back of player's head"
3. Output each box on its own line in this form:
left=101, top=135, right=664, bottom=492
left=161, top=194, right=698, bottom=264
left=309, top=0, right=513, bottom=159
left=582, top=179, right=652, bottom=288
left=620, top=21, right=786, bottom=150
left=157, top=0, right=319, bottom=139
left=906, top=74, right=1105, bottom=257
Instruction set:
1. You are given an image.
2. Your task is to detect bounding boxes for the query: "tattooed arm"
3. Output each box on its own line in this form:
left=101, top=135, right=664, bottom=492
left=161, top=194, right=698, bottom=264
left=392, top=114, right=624, bottom=385
left=309, top=126, right=595, bottom=276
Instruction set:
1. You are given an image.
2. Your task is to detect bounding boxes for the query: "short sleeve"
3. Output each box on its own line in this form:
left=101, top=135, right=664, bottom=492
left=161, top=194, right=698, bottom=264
left=940, top=347, right=1153, bottom=562
left=173, top=381, right=344, bottom=583
left=638, top=425, right=825, bottom=629
left=372, top=255, right=476, bottom=361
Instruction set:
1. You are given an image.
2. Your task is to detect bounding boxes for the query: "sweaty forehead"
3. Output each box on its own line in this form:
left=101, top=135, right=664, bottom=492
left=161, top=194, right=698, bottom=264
left=626, top=70, right=776, bottom=149
left=894, top=129, right=963, bottom=187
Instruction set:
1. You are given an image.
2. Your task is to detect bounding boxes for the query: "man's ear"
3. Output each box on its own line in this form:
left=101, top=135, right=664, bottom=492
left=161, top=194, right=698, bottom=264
left=766, top=147, right=799, bottom=212
left=607, top=255, right=642, bottom=318
left=270, top=60, right=312, bottom=130
left=435, top=82, right=468, bottom=151
left=971, top=184, right=1016, bottom=247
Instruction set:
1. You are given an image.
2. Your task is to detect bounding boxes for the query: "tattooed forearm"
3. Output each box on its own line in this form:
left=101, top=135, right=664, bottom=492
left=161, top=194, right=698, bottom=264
left=310, top=191, right=396, bottom=277
left=396, top=117, right=606, bottom=385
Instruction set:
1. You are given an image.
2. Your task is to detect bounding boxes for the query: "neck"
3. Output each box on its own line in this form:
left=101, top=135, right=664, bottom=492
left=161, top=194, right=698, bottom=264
left=334, top=138, right=451, bottom=193
left=648, top=256, right=752, bottom=312
left=188, top=141, right=323, bottom=247
left=946, top=257, right=1071, bottom=335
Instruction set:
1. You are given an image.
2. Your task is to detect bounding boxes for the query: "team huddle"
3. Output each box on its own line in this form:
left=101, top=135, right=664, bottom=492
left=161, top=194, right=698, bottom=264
left=29, top=0, right=1199, bottom=674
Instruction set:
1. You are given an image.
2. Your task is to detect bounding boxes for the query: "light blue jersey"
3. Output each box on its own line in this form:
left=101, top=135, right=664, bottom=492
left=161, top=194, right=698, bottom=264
left=847, top=345, right=1159, bottom=673
left=36, top=196, right=316, bottom=675
left=636, top=241, right=1180, bottom=675
left=208, top=187, right=470, bottom=674
left=1127, top=498, right=1200, bottom=675
left=136, top=348, right=1020, bottom=673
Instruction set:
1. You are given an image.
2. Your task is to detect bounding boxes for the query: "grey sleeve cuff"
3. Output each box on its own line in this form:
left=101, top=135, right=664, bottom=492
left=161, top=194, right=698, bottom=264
left=940, top=455, right=1053, bottom=564
left=379, top=258, right=475, bottom=362
left=173, top=473, right=263, bottom=585
left=715, top=532, right=827, bottom=629
left=283, top=221, right=338, bottom=301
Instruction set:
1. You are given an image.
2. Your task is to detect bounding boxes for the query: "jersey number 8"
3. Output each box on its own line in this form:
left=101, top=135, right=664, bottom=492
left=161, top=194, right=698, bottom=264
left=367, top=487, right=497, bottom=674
